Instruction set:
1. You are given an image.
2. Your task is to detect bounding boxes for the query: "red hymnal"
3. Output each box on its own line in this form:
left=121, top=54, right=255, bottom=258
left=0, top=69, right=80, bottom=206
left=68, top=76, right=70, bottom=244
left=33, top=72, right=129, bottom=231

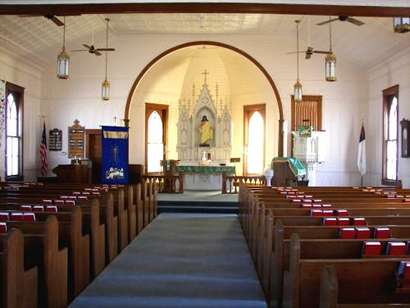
left=322, top=217, right=337, bottom=226
left=355, top=227, right=371, bottom=239
left=374, top=227, right=391, bottom=239
left=386, top=242, right=407, bottom=256
left=337, top=217, right=350, bottom=226
left=339, top=227, right=356, bottom=239
left=362, top=241, right=382, bottom=256
left=352, top=217, right=367, bottom=226
left=335, top=209, right=349, bottom=216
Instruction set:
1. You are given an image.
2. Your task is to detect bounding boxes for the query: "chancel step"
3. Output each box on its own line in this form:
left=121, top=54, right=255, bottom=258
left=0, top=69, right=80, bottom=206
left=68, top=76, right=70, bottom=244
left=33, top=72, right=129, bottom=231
left=158, top=201, right=238, bottom=214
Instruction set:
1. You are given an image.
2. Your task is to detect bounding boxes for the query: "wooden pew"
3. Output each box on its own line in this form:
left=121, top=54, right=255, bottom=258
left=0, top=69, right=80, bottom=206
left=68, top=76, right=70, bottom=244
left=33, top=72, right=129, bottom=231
left=283, top=234, right=410, bottom=308
left=1, top=228, right=37, bottom=308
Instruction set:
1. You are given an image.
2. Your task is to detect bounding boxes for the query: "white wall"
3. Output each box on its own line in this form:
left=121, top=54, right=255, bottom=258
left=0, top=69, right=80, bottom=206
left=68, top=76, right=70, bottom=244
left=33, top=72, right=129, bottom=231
left=366, top=47, right=410, bottom=187
left=0, top=47, right=44, bottom=181
left=39, top=33, right=366, bottom=185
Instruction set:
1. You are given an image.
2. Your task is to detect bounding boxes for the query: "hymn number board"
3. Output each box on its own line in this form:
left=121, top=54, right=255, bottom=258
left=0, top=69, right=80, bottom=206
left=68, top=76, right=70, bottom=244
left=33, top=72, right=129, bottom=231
left=49, top=128, right=62, bottom=151
left=68, top=120, right=85, bottom=158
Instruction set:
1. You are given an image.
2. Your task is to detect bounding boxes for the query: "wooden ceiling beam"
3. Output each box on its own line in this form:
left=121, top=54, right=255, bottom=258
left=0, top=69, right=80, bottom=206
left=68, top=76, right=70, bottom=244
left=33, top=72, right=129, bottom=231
left=0, top=3, right=409, bottom=17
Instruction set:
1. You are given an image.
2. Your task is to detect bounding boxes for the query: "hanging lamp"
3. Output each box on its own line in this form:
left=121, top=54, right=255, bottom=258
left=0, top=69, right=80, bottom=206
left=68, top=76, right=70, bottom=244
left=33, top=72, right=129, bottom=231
left=57, top=17, right=70, bottom=79
left=101, top=18, right=110, bottom=101
left=393, top=17, right=410, bottom=33
left=325, top=17, right=336, bottom=82
left=293, top=20, right=303, bottom=103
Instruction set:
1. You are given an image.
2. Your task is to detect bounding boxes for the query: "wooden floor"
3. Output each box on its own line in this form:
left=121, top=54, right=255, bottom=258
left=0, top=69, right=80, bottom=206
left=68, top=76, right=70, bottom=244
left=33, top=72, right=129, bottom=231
left=70, top=213, right=266, bottom=308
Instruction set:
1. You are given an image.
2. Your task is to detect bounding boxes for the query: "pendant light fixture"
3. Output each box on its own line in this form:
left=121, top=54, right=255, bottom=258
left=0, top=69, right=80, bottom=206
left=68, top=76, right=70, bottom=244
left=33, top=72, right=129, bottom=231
left=325, top=16, right=336, bottom=82
left=57, top=17, right=70, bottom=79
left=101, top=18, right=110, bottom=101
left=293, top=20, right=303, bottom=103
left=393, top=17, right=410, bottom=33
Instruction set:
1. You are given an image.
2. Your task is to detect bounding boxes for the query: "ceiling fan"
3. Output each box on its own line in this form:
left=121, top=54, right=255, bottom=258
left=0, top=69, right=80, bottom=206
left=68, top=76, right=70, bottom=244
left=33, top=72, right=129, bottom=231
left=316, top=16, right=365, bottom=26
left=72, top=44, right=115, bottom=56
left=287, top=46, right=331, bottom=59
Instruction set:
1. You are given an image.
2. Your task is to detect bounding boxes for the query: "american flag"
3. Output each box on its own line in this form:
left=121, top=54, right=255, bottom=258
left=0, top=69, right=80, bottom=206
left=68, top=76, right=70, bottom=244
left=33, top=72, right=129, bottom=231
left=40, top=122, right=48, bottom=176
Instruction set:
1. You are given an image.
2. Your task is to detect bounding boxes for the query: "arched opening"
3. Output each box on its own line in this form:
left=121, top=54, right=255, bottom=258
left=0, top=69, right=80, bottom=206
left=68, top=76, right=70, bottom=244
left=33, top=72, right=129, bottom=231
left=147, top=111, right=164, bottom=173
left=126, top=41, right=283, bottom=175
left=247, top=111, right=265, bottom=175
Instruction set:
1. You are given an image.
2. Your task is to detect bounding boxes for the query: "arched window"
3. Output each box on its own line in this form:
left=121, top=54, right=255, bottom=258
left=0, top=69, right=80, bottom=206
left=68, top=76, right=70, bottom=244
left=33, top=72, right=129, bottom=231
left=383, top=86, right=399, bottom=185
left=5, top=83, right=24, bottom=179
left=145, top=104, right=168, bottom=174
left=244, top=104, right=265, bottom=175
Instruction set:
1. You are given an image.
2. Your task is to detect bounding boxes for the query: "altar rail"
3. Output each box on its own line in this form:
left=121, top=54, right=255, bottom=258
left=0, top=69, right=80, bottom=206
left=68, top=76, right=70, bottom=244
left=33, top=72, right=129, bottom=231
left=143, top=174, right=184, bottom=193
left=222, top=175, right=266, bottom=194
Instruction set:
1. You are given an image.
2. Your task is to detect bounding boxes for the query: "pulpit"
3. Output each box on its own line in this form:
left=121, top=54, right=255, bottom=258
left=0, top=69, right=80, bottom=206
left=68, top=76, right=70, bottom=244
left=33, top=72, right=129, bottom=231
left=272, top=157, right=306, bottom=186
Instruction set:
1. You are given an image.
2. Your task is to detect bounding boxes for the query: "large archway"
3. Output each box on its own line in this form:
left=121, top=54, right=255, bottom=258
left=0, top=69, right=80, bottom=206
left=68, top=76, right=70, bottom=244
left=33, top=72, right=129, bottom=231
left=125, top=41, right=284, bottom=174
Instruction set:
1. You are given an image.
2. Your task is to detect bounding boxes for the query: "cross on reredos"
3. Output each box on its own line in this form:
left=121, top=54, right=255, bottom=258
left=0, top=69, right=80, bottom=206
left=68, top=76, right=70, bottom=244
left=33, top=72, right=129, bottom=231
left=201, top=70, right=209, bottom=84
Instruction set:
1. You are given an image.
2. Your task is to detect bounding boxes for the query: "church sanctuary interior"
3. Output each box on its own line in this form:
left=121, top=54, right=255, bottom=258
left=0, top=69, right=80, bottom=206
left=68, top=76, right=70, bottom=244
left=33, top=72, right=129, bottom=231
left=2, top=1, right=410, bottom=307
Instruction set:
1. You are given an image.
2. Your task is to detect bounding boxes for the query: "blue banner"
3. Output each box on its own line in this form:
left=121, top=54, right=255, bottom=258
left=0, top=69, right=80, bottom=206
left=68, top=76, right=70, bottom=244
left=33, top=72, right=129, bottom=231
left=101, top=126, right=129, bottom=184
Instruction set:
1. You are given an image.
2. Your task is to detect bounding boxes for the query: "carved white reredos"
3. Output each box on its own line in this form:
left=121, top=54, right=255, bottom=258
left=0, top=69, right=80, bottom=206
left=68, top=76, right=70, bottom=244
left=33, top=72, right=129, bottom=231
left=177, top=76, right=231, bottom=164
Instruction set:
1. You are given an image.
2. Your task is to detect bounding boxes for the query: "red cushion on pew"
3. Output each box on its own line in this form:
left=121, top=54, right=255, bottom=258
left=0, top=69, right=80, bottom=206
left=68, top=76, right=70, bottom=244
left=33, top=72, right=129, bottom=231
left=362, top=241, right=382, bottom=256
left=20, top=205, right=32, bottom=211
left=339, top=227, right=356, bottom=239
left=374, top=227, right=391, bottom=239
left=355, top=227, right=371, bottom=239
left=0, top=212, right=9, bottom=222
left=352, top=217, right=367, bottom=226
left=0, top=223, right=7, bottom=233
left=337, top=217, right=350, bottom=226
left=322, top=217, right=337, bottom=226
left=386, top=242, right=407, bottom=256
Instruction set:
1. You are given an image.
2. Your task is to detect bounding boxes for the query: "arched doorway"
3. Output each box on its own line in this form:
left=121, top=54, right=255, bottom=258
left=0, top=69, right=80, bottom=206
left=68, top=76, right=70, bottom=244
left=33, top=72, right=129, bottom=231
left=126, top=41, right=284, bottom=174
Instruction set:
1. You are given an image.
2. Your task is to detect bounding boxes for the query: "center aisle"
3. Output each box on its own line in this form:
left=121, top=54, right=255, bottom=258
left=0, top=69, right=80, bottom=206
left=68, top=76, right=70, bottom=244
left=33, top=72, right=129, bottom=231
left=70, top=213, right=267, bottom=308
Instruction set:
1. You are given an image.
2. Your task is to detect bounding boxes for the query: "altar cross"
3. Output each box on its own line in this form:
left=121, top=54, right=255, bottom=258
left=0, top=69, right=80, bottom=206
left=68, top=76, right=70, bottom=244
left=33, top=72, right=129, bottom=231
left=201, top=70, right=209, bottom=85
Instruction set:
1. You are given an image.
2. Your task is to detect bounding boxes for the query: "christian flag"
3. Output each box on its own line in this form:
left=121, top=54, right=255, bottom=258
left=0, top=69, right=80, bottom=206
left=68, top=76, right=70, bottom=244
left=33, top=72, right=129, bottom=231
left=357, top=124, right=366, bottom=177
left=40, top=122, right=48, bottom=176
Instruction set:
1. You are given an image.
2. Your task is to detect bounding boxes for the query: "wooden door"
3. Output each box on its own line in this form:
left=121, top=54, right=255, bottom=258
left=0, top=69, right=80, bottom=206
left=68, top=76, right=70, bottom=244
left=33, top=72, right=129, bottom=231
left=86, top=129, right=102, bottom=183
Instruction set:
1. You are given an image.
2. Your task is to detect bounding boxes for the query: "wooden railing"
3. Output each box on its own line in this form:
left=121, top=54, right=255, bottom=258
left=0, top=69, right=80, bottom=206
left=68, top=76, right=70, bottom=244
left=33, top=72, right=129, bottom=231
left=143, top=173, right=184, bottom=193
left=222, top=174, right=266, bottom=194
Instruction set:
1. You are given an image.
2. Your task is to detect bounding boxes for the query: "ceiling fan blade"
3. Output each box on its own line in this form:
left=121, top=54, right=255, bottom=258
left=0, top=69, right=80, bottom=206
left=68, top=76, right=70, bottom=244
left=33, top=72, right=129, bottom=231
left=346, top=17, right=365, bottom=26
left=82, top=44, right=92, bottom=50
left=94, top=50, right=102, bottom=56
left=316, top=17, right=339, bottom=26
left=313, top=50, right=332, bottom=54
left=96, top=48, right=116, bottom=52
left=45, top=15, right=64, bottom=26
left=71, top=50, right=88, bottom=52
left=286, top=51, right=304, bottom=54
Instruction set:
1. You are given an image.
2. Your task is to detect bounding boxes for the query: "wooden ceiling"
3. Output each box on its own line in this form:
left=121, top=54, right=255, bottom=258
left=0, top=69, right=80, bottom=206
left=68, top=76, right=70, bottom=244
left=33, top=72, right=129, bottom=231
left=0, top=2, right=409, bottom=17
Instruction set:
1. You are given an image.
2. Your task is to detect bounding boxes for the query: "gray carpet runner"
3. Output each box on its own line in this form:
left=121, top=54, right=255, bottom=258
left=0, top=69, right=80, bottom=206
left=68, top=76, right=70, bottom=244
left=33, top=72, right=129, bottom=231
left=70, top=213, right=266, bottom=308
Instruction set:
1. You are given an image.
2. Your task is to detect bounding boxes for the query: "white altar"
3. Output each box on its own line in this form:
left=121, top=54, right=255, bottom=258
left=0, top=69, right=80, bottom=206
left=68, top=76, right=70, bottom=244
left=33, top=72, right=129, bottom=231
left=176, top=71, right=233, bottom=190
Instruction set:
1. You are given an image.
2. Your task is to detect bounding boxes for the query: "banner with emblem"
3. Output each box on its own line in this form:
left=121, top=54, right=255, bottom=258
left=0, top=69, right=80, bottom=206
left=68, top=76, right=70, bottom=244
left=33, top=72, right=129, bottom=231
left=101, top=125, right=129, bottom=184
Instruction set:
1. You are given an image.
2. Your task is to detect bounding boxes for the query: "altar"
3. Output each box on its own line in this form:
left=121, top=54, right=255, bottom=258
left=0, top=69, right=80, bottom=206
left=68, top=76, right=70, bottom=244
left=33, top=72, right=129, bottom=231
left=175, top=70, right=234, bottom=191
left=177, top=165, right=235, bottom=191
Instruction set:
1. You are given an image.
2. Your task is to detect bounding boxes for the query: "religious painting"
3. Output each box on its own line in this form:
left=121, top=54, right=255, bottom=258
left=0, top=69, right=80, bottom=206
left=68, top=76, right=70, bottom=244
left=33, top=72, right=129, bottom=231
left=401, top=118, right=410, bottom=158
left=101, top=125, right=129, bottom=184
left=199, top=115, right=213, bottom=146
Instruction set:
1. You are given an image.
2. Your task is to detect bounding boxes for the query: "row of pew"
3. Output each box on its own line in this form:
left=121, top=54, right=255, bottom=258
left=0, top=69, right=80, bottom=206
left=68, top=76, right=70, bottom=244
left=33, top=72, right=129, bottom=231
left=239, top=184, right=410, bottom=308
left=0, top=181, right=158, bottom=308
